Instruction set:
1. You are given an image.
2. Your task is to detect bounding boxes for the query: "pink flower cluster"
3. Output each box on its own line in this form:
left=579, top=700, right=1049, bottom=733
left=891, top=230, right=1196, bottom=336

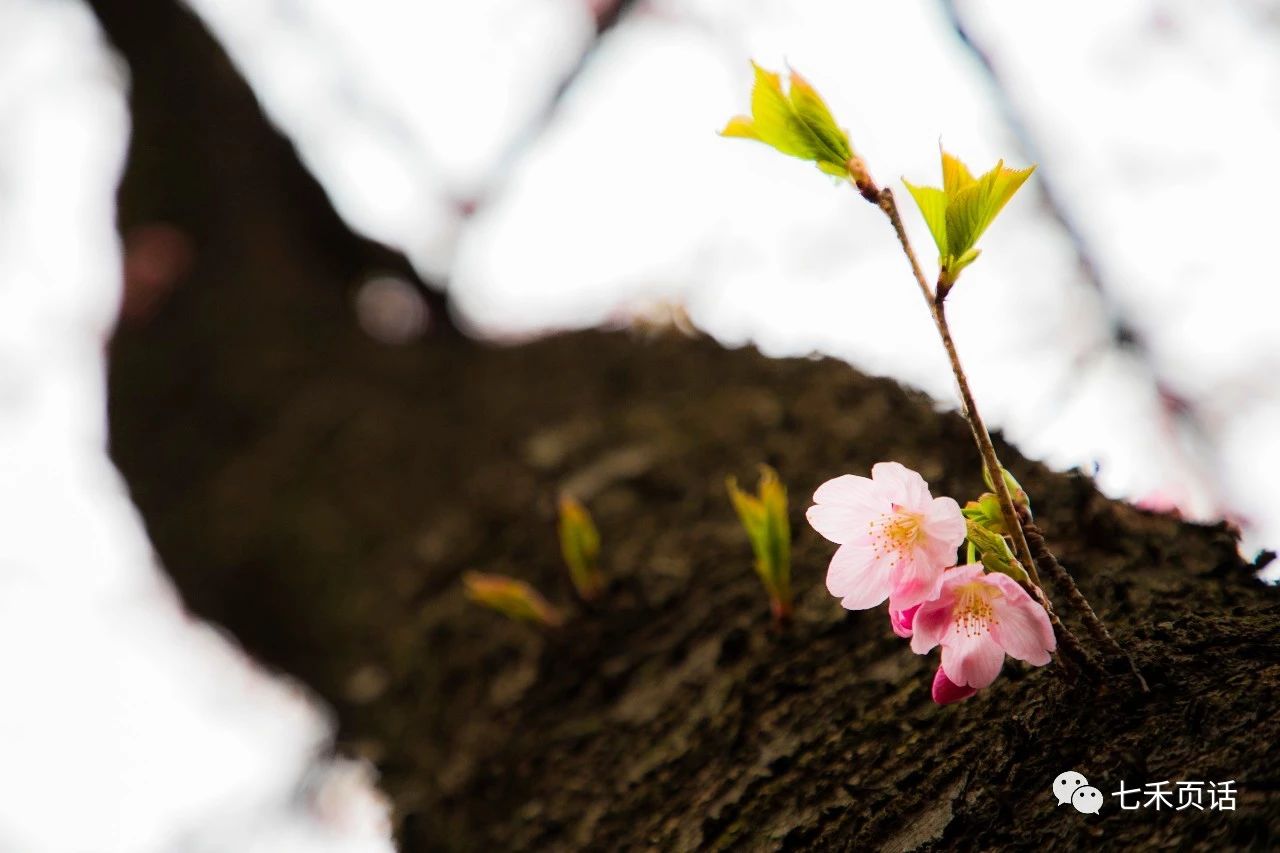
left=807, top=462, right=1055, bottom=704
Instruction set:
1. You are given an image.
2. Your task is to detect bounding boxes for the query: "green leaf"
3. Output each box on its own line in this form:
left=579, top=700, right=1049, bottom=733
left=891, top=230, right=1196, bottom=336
left=720, top=116, right=760, bottom=142
left=943, top=174, right=991, bottom=264
left=817, top=160, right=851, bottom=179
left=902, top=149, right=1035, bottom=285
left=464, top=572, right=563, bottom=627
left=720, top=62, right=855, bottom=180
left=727, top=465, right=792, bottom=624
left=727, top=477, right=766, bottom=533
left=903, top=180, right=949, bottom=258
left=980, top=161, right=1036, bottom=233
left=558, top=495, right=604, bottom=600
left=944, top=159, right=1036, bottom=261
left=946, top=247, right=981, bottom=280
left=941, top=149, right=975, bottom=196
left=787, top=70, right=853, bottom=166
left=744, top=63, right=816, bottom=159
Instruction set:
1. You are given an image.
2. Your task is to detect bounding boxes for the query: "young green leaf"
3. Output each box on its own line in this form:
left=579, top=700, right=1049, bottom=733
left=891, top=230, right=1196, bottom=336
left=727, top=464, right=793, bottom=626
left=721, top=63, right=855, bottom=181
left=941, top=150, right=975, bottom=196
left=558, top=494, right=604, bottom=601
left=903, top=180, right=949, bottom=258
left=463, top=572, right=563, bottom=628
left=903, top=149, right=1035, bottom=286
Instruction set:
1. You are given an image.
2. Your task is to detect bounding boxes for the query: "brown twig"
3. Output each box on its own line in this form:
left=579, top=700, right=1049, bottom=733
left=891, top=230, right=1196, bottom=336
left=1018, top=507, right=1149, bottom=691
left=872, top=187, right=1038, bottom=582
left=1049, top=617, right=1099, bottom=682
left=864, top=181, right=1101, bottom=681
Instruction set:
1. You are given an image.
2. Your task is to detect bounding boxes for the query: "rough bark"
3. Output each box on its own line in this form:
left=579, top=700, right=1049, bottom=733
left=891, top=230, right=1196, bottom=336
left=110, top=312, right=1280, bottom=852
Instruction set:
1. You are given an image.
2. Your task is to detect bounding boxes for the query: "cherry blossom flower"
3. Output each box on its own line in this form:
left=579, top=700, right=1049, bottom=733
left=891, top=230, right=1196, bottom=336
left=807, top=462, right=965, bottom=611
left=911, top=563, right=1056, bottom=693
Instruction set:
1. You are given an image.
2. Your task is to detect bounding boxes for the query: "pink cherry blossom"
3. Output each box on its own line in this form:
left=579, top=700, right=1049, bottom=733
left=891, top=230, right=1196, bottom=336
left=931, top=666, right=978, bottom=704
left=911, top=563, right=1056, bottom=692
left=807, top=462, right=965, bottom=611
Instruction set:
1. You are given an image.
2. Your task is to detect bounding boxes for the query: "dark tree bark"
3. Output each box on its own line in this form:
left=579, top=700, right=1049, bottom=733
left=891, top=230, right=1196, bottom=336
left=109, top=311, right=1280, bottom=852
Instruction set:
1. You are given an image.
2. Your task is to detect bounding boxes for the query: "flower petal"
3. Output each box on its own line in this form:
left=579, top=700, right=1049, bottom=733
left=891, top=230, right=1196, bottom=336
left=925, top=496, right=966, bottom=551
left=806, top=503, right=870, bottom=545
left=932, top=665, right=978, bottom=705
left=889, top=551, right=946, bottom=611
left=944, top=562, right=986, bottom=585
left=909, top=596, right=953, bottom=654
left=870, top=462, right=931, bottom=511
left=940, top=624, right=1005, bottom=689
left=986, top=573, right=1056, bottom=665
left=826, top=543, right=893, bottom=610
left=812, top=474, right=881, bottom=508
left=807, top=474, right=886, bottom=545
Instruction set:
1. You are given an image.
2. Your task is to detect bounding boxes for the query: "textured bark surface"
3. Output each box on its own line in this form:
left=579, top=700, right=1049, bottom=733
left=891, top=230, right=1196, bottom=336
left=111, top=312, right=1280, bottom=852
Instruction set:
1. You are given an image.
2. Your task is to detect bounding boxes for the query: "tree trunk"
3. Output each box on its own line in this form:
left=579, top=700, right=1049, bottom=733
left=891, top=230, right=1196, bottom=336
left=85, top=0, right=450, bottom=331
left=111, top=312, right=1280, bottom=852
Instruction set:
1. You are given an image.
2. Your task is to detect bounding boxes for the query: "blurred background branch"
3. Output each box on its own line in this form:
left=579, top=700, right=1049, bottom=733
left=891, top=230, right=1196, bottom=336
left=85, top=0, right=453, bottom=333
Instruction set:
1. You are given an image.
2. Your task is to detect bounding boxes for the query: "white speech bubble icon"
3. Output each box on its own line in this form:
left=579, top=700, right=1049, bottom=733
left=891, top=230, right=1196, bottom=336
left=1053, top=771, right=1089, bottom=806
left=1072, top=785, right=1104, bottom=815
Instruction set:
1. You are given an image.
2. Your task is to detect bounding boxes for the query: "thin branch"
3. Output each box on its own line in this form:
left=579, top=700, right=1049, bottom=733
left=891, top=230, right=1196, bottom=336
left=476, top=0, right=642, bottom=208
left=873, top=188, right=1037, bottom=581
left=1019, top=508, right=1148, bottom=691
left=867, top=183, right=1098, bottom=677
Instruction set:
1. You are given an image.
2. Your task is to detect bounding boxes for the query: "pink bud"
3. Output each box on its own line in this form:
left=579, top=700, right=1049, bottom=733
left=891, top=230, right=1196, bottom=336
left=890, top=604, right=920, bottom=639
left=931, top=666, right=978, bottom=705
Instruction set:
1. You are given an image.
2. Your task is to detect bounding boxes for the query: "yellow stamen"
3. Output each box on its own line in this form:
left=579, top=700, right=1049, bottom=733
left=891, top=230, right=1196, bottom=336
left=953, top=582, right=1001, bottom=638
left=868, top=508, right=924, bottom=559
